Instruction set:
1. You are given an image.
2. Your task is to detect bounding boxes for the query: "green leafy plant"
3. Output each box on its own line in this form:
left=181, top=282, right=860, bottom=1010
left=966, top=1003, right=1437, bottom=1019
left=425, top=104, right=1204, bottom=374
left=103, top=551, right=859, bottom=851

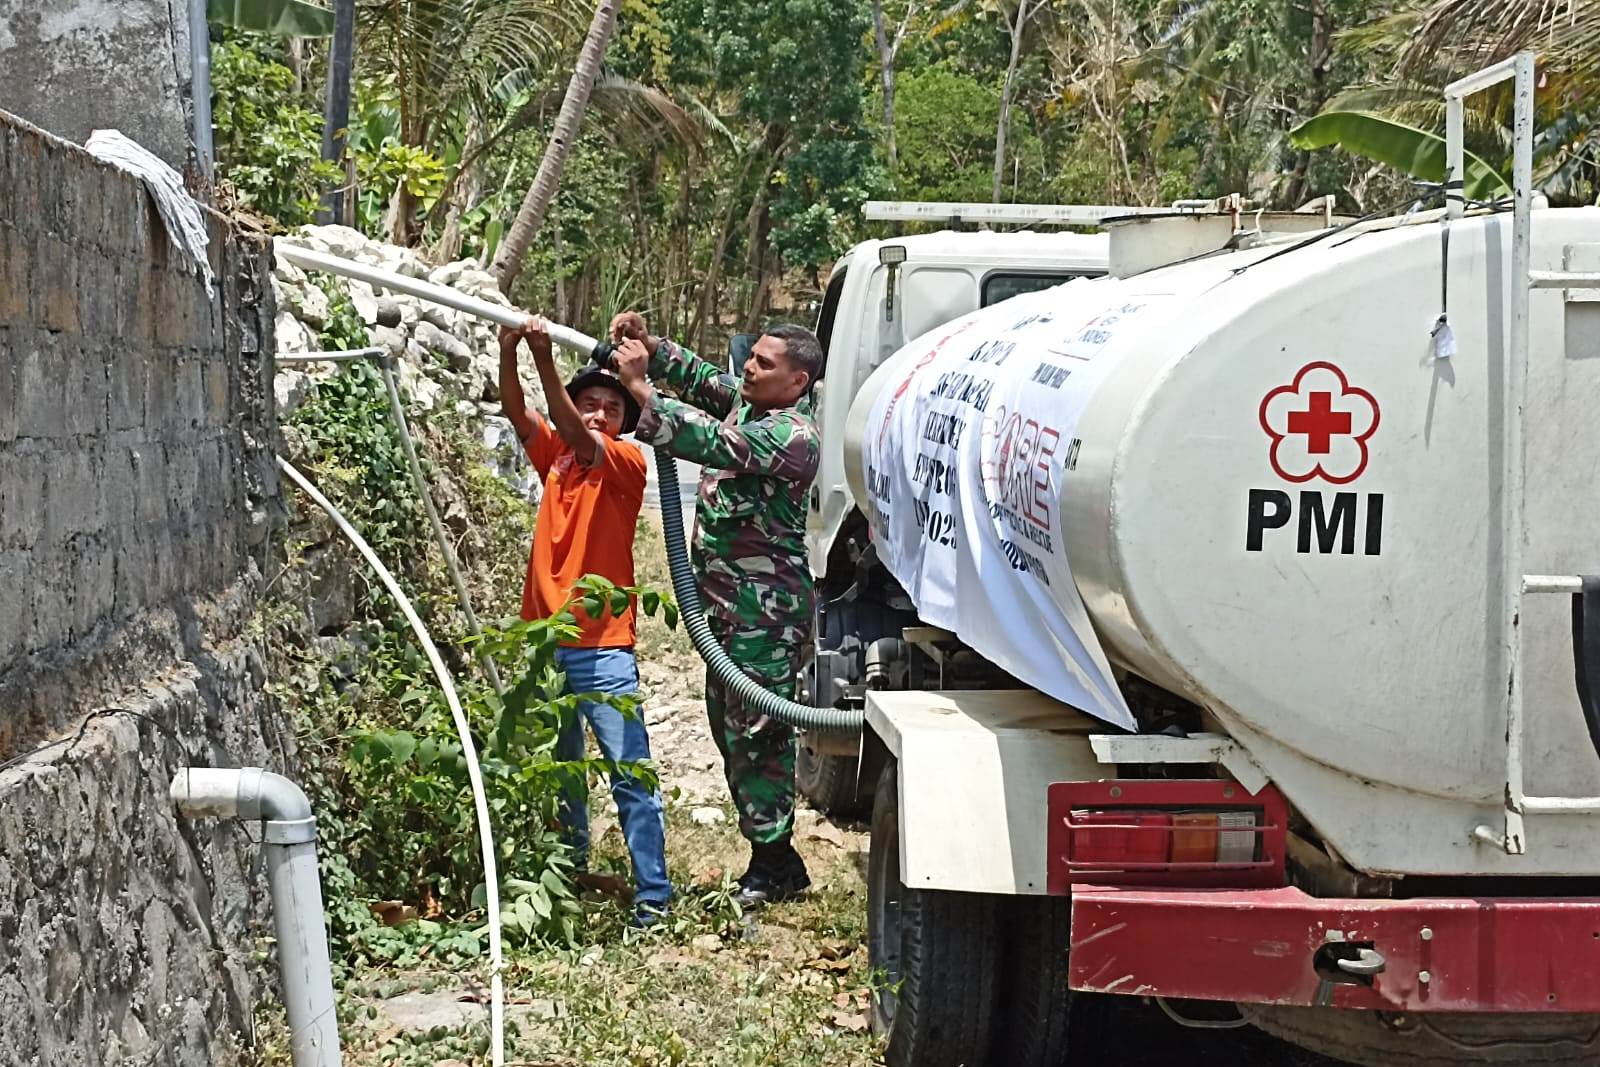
left=211, top=38, right=340, bottom=225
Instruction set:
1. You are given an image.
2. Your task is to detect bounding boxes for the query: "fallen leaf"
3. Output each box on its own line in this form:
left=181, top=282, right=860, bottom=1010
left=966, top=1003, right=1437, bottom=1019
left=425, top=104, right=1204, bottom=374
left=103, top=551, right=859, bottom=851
left=829, top=1010, right=869, bottom=1032
left=575, top=871, right=633, bottom=899
left=805, top=957, right=853, bottom=972
left=368, top=900, right=418, bottom=927
left=803, top=822, right=848, bottom=848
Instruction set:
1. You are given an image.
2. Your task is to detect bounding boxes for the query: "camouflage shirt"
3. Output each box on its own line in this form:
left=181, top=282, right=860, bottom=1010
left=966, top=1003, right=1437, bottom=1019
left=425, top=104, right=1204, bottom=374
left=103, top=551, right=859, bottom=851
left=633, top=339, right=820, bottom=633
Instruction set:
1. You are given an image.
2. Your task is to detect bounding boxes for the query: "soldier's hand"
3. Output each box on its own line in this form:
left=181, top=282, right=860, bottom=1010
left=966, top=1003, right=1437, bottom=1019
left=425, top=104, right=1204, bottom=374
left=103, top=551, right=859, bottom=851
left=613, top=338, right=651, bottom=390
left=610, top=312, right=659, bottom=357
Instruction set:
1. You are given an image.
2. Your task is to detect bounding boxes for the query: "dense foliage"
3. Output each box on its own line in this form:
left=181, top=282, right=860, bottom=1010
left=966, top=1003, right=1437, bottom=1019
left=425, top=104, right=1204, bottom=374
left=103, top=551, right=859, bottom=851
left=215, top=0, right=1598, bottom=368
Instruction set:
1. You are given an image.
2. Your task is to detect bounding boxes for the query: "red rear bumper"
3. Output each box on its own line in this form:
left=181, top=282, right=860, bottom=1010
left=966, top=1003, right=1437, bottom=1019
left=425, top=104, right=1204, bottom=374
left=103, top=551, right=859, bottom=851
left=1069, top=884, right=1600, bottom=1012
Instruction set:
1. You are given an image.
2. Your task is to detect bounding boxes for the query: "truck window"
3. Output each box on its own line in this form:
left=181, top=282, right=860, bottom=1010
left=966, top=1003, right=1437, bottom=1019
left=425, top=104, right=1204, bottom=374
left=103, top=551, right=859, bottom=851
left=981, top=271, right=1096, bottom=307
left=814, top=267, right=848, bottom=377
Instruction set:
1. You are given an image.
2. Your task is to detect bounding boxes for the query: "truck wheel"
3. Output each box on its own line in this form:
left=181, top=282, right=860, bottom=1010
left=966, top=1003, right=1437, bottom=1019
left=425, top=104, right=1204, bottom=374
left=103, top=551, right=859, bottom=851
left=991, top=895, right=1074, bottom=1065
left=796, top=741, right=862, bottom=816
left=1242, top=1004, right=1600, bottom=1066
left=869, top=758, right=1000, bottom=1067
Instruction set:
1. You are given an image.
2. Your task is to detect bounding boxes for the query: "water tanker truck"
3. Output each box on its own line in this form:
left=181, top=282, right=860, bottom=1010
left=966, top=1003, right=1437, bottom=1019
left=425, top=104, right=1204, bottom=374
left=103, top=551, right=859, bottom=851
left=833, top=56, right=1600, bottom=1066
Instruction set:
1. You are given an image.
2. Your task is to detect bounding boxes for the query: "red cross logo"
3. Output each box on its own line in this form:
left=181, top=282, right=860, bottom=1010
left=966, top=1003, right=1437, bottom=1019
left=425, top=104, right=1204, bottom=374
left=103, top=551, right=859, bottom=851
left=1259, top=362, right=1379, bottom=484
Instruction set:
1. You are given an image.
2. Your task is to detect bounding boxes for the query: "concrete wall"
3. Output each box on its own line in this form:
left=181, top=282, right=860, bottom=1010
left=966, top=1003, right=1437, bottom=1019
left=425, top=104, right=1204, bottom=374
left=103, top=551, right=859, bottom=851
left=0, top=0, right=195, bottom=170
left=0, top=110, right=283, bottom=1064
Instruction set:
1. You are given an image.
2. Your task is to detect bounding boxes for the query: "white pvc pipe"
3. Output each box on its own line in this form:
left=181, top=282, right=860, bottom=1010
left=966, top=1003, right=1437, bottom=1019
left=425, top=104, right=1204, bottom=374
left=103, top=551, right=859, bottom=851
left=277, top=457, right=505, bottom=1066
left=170, top=768, right=337, bottom=1067
left=273, top=243, right=601, bottom=355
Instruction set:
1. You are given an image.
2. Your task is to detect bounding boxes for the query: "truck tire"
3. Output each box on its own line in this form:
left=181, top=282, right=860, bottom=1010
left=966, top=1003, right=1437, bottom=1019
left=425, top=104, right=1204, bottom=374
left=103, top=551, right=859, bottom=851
left=991, top=895, right=1074, bottom=1065
left=869, top=758, right=1000, bottom=1067
left=796, top=740, right=861, bottom=816
left=1241, top=1004, right=1600, bottom=1066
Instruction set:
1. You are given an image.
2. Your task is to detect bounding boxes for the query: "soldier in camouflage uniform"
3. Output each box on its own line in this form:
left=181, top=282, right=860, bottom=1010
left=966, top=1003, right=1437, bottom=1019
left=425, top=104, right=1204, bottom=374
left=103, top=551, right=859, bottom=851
left=610, top=312, right=822, bottom=907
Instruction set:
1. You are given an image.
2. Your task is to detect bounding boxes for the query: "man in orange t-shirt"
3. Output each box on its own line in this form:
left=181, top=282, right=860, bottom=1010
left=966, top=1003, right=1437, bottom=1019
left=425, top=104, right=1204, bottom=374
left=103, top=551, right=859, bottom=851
left=498, top=315, right=669, bottom=923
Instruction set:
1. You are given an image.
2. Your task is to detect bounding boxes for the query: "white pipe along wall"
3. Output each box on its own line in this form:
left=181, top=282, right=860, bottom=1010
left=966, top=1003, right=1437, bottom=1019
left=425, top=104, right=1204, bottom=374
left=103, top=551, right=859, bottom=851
left=170, top=768, right=339, bottom=1067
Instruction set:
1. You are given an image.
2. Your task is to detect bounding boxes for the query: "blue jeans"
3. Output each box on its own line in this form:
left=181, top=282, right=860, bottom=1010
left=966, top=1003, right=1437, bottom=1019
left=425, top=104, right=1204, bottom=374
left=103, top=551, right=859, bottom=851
left=554, top=647, right=671, bottom=908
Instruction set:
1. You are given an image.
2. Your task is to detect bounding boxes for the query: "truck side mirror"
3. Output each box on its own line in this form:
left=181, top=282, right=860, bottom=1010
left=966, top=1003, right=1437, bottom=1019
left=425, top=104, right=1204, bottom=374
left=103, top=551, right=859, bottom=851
left=728, top=333, right=757, bottom=377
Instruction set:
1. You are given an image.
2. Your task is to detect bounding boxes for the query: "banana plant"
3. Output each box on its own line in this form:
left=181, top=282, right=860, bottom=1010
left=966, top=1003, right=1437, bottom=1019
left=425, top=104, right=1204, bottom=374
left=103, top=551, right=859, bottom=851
left=207, top=0, right=335, bottom=36
left=1289, top=110, right=1511, bottom=201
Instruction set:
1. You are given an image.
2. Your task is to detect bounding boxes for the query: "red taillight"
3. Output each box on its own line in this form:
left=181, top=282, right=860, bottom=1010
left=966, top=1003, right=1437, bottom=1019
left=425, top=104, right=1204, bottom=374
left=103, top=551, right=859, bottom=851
left=1071, top=811, right=1174, bottom=865
left=1047, top=781, right=1288, bottom=893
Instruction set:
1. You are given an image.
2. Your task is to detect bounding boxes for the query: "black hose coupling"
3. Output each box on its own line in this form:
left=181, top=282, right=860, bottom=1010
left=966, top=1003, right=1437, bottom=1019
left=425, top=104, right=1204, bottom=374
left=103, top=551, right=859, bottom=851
left=589, top=341, right=618, bottom=371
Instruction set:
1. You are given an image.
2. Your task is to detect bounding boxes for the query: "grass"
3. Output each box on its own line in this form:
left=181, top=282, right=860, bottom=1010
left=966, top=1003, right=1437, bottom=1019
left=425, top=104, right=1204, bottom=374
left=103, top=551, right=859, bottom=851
left=324, top=800, right=882, bottom=1067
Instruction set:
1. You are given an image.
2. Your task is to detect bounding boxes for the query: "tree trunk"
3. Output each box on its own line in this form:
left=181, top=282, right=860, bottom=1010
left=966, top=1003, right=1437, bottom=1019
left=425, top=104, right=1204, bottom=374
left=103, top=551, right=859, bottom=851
left=317, top=0, right=357, bottom=223
left=491, top=0, right=620, bottom=293
left=552, top=218, right=568, bottom=323
left=435, top=113, right=488, bottom=262
left=993, top=0, right=1031, bottom=203
left=873, top=0, right=899, bottom=177
left=1283, top=0, right=1333, bottom=207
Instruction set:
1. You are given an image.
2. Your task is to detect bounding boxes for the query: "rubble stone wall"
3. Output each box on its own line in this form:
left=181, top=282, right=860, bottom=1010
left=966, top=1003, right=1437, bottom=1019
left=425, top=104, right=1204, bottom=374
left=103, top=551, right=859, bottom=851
left=0, top=111, right=283, bottom=1065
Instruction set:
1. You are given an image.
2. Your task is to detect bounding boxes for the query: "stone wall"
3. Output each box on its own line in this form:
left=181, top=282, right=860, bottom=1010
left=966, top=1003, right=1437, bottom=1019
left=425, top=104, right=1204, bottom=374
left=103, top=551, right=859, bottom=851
left=0, top=0, right=196, bottom=171
left=0, top=111, right=282, bottom=1064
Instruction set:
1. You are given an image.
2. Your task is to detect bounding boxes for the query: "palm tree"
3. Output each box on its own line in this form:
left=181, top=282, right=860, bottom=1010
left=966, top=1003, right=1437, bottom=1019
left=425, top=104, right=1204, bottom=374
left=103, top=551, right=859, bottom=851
left=358, top=0, right=574, bottom=243
left=490, top=0, right=619, bottom=293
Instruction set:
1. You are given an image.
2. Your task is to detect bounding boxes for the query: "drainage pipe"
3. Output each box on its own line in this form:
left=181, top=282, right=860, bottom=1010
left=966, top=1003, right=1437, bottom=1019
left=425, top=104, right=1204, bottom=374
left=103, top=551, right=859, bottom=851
left=170, top=768, right=336, bottom=1067
left=275, top=347, right=503, bottom=695
left=273, top=243, right=600, bottom=353
left=277, top=456, right=506, bottom=1067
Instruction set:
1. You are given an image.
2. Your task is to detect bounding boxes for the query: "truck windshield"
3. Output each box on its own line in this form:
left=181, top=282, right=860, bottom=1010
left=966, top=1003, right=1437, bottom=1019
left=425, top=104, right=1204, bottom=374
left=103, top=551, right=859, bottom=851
left=981, top=271, right=1097, bottom=307
left=814, top=267, right=848, bottom=376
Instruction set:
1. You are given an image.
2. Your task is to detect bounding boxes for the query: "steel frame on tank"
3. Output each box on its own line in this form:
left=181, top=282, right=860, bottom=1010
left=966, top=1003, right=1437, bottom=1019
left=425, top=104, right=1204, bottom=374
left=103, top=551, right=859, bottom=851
left=1455, top=54, right=1600, bottom=854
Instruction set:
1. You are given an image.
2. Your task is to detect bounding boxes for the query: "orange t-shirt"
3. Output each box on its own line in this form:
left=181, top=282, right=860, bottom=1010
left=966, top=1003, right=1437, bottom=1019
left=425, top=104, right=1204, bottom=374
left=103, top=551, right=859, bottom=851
left=521, top=414, right=646, bottom=648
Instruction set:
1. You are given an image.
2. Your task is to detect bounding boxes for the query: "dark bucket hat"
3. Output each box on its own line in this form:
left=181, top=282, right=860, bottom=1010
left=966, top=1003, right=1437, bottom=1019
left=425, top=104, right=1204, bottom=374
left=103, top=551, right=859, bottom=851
left=565, top=366, right=641, bottom=434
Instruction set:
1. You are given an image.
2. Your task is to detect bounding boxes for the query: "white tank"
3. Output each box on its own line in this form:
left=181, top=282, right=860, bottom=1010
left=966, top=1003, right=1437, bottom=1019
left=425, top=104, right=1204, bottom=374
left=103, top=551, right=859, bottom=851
left=845, top=207, right=1600, bottom=877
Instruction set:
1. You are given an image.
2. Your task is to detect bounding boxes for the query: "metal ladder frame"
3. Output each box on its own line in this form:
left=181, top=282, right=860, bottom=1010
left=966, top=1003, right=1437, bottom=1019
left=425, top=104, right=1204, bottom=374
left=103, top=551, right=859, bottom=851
left=1453, top=54, right=1600, bottom=853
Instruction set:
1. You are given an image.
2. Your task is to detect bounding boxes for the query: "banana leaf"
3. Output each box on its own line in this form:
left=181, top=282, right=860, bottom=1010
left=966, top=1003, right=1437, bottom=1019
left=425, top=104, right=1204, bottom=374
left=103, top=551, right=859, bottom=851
left=207, top=0, right=335, bottom=37
left=1290, top=110, right=1511, bottom=202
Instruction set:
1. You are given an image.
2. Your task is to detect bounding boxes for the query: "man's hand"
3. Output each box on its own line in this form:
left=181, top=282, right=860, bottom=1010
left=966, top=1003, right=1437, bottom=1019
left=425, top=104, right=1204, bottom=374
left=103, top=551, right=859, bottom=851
left=609, top=311, right=659, bottom=358
left=498, top=322, right=524, bottom=357
left=613, top=337, right=654, bottom=405
left=521, top=314, right=554, bottom=362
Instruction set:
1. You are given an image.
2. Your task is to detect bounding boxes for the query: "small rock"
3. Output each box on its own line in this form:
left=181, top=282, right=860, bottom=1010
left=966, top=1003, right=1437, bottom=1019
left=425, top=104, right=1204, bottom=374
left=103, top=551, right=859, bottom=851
left=430, top=260, right=471, bottom=287
left=285, top=283, right=331, bottom=330
left=579, top=945, right=604, bottom=967
left=273, top=369, right=314, bottom=418
left=397, top=359, right=441, bottom=410
left=419, top=301, right=459, bottom=334
left=295, top=224, right=368, bottom=259
left=645, top=704, right=675, bottom=726
left=348, top=279, right=380, bottom=325
left=691, top=933, right=722, bottom=953
left=375, top=297, right=403, bottom=328
left=416, top=320, right=473, bottom=368
left=271, top=256, right=307, bottom=287
left=274, top=309, right=311, bottom=354
left=690, top=806, right=726, bottom=827
left=370, top=323, right=407, bottom=359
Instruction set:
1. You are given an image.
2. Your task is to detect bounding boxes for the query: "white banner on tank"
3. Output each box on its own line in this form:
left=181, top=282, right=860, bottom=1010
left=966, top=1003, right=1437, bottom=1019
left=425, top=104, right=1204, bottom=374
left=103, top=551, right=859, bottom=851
left=861, top=281, right=1158, bottom=729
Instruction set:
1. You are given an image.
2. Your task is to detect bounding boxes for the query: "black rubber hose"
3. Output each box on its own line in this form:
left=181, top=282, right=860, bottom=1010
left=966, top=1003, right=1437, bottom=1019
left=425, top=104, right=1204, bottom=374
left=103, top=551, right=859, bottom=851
left=590, top=342, right=862, bottom=733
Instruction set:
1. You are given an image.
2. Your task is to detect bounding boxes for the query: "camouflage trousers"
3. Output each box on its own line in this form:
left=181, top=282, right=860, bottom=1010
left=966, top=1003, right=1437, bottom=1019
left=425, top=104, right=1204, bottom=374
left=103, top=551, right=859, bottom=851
left=705, top=614, right=804, bottom=845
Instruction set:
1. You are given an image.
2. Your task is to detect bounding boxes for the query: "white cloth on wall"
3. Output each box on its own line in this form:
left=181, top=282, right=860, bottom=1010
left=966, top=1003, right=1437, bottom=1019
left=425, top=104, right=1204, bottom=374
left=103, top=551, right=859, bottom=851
left=85, top=129, right=214, bottom=298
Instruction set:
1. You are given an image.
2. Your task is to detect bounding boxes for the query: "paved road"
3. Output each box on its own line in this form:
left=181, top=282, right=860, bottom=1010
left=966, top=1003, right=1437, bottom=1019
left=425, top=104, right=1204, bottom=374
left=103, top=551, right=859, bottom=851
left=640, top=442, right=698, bottom=533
